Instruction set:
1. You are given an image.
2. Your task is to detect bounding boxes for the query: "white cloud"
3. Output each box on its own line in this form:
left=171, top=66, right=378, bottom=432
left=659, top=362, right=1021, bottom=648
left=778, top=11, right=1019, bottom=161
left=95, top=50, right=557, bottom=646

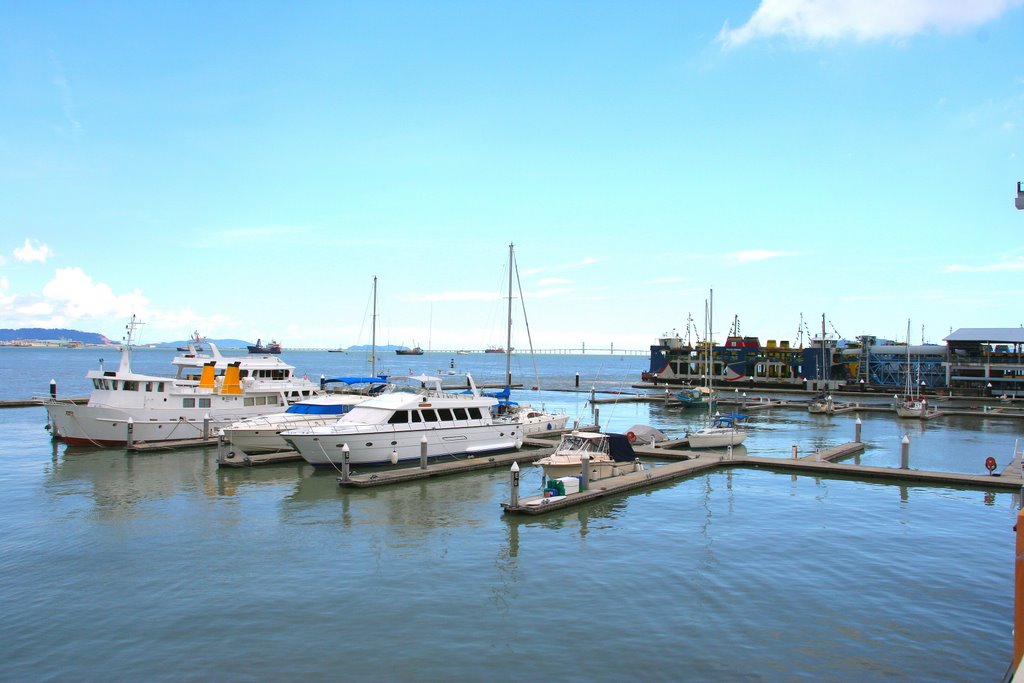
left=729, top=249, right=797, bottom=263
left=41, top=267, right=149, bottom=318
left=539, top=277, right=570, bottom=286
left=49, top=50, right=82, bottom=136
left=943, top=256, right=1024, bottom=272
left=13, top=239, right=54, bottom=263
left=719, top=0, right=1024, bottom=48
left=523, top=257, right=601, bottom=277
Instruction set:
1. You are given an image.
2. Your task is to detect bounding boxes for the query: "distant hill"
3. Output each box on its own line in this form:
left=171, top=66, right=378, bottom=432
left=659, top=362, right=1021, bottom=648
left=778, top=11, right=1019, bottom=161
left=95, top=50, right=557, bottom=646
left=0, top=328, right=112, bottom=344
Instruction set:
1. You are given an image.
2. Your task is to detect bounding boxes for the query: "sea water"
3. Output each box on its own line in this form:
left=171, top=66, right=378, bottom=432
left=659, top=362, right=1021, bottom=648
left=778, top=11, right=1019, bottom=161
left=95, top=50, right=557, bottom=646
left=0, top=347, right=1020, bottom=681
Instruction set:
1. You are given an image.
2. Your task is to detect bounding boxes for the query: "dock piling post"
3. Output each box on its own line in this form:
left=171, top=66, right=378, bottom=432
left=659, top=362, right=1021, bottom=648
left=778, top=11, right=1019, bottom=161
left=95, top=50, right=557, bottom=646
left=594, top=407, right=600, bottom=430
left=581, top=453, right=590, bottom=491
left=510, top=462, right=520, bottom=508
left=126, top=418, right=134, bottom=449
left=420, top=435, right=428, bottom=470
left=855, top=417, right=862, bottom=443
left=590, top=385, right=596, bottom=405
left=900, top=435, right=910, bottom=469
left=575, top=372, right=579, bottom=388
left=341, top=444, right=350, bottom=482
left=49, top=378, right=56, bottom=399
left=202, top=413, right=210, bottom=440
left=1014, top=508, right=1024, bottom=671
left=791, top=444, right=798, bottom=459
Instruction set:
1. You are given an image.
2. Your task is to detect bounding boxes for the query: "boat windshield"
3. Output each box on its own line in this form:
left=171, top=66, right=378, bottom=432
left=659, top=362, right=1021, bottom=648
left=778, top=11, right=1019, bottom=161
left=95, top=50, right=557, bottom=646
left=337, top=405, right=393, bottom=425
left=556, top=434, right=606, bottom=454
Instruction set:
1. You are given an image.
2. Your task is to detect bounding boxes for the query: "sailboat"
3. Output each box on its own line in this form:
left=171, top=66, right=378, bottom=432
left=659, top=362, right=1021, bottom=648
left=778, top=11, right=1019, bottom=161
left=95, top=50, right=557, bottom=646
left=894, top=319, right=931, bottom=418
left=686, top=290, right=748, bottom=449
left=494, top=243, right=570, bottom=435
left=808, top=314, right=835, bottom=414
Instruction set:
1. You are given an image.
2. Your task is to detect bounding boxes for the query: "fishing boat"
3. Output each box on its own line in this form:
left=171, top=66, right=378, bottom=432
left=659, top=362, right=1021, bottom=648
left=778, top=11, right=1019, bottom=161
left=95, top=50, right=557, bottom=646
left=395, top=345, right=424, bottom=356
left=222, top=377, right=389, bottom=454
left=674, top=385, right=715, bottom=410
left=281, top=373, right=521, bottom=467
left=807, top=394, right=835, bottom=414
left=45, top=317, right=320, bottom=447
left=248, top=338, right=282, bottom=354
left=534, top=430, right=649, bottom=480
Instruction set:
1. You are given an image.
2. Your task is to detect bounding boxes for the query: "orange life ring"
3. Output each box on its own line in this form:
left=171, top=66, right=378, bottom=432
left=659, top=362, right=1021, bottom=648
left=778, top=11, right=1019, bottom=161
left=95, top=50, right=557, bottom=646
left=626, top=431, right=636, bottom=443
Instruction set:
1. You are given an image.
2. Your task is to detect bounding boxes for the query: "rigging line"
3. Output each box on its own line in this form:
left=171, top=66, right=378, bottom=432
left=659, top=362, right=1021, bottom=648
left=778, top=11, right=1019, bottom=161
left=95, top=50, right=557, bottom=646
left=511, top=249, right=544, bottom=406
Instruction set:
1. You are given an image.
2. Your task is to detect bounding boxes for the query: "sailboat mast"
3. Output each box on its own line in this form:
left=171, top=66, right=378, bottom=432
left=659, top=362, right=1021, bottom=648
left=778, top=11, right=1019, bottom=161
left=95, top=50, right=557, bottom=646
left=505, top=243, right=514, bottom=388
left=371, top=276, right=378, bottom=378
left=820, top=313, right=827, bottom=388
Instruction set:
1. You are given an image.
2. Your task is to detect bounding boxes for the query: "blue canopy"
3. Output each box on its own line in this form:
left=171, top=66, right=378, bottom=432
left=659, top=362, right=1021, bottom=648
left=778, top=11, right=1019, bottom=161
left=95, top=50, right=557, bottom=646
left=322, top=376, right=388, bottom=385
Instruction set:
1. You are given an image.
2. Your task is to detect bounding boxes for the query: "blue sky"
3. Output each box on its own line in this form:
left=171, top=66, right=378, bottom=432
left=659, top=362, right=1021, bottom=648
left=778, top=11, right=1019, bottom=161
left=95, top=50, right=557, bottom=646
left=2, top=1, right=1022, bottom=351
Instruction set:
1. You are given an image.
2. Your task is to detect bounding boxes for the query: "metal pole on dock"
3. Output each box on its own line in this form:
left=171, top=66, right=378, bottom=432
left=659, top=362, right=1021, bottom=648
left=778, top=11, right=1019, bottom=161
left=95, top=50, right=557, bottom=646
left=202, top=414, right=210, bottom=440
left=855, top=417, right=862, bottom=444
left=900, top=435, right=910, bottom=469
left=420, top=435, right=428, bottom=470
left=581, top=453, right=590, bottom=491
left=590, top=385, right=595, bottom=404
left=510, top=461, right=520, bottom=508
left=341, top=444, right=350, bottom=482
left=126, top=418, right=134, bottom=449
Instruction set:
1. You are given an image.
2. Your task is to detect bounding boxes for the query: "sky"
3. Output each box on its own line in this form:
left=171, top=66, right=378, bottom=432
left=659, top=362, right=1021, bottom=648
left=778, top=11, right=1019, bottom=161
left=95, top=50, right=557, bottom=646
left=1, top=1, right=1023, bottom=351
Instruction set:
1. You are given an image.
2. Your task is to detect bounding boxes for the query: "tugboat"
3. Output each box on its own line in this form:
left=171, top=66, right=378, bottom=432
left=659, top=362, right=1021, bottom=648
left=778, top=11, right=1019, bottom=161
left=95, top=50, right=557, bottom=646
left=247, top=338, right=282, bottom=354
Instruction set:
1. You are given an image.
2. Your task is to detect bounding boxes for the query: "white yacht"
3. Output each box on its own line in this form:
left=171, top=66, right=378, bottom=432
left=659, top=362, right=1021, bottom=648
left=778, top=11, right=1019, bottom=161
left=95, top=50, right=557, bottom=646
left=535, top=430, right=647, bottom=480
left=281, top=374, right=522, bottom=467
left=686, top=413, right=748, bottom=449
left=222, top=377, right=389, bottom=454
left=45, top=317, right=321, bottom=447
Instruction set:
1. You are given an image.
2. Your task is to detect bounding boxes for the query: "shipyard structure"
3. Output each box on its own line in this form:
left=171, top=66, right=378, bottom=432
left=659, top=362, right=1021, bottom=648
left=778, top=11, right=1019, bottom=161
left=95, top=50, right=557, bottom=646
left=641, top=327, right=1024, bottom=398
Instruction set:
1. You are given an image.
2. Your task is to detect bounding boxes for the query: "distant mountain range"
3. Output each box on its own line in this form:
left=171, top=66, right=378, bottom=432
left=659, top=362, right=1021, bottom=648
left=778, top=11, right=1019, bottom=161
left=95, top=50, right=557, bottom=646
left=0, top=328, right=112, bottom=344
left=0, top=328, right=253, bottom=348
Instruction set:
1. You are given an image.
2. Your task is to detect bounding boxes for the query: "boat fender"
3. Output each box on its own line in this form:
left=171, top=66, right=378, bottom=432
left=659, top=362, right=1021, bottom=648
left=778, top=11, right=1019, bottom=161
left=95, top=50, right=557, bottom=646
left=514, top=438, right=523, bottom=450
left=626, top=431, right=636, bottom=443
left=546, top=423, right=553, bottom=431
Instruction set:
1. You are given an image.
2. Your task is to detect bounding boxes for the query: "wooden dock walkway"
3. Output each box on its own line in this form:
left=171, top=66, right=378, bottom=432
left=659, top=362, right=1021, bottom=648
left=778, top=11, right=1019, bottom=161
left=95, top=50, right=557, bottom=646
left=502, top=440, right=1024, bottom=515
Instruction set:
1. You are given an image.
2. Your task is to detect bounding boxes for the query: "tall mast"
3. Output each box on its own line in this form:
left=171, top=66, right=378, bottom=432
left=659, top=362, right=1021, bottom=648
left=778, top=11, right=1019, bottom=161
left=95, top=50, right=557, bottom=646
left=820, top=313, right=826, bottom=386
left=371, top=276, right=378, bottom=378
left=505, top=243, right=514, bottom=388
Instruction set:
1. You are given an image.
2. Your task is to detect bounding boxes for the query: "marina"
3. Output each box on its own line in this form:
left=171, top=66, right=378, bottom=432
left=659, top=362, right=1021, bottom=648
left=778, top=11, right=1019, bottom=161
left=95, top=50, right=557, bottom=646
left=2, top=346, right=1022, bottom=681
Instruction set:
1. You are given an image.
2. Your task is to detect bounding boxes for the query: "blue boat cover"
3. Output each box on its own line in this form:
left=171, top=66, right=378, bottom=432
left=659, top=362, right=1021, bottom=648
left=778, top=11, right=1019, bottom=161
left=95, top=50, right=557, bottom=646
left=607, top=433, right=637, bottom=462
left=285, top=403, right=353, bottom=415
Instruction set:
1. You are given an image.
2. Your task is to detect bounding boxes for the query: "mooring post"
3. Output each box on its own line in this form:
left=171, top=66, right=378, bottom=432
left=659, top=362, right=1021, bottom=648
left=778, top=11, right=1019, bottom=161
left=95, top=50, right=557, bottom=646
left=1014, top=507, right=1024, bottom=671
left=126, top=417, right=134, bottom=449
left=590, top=385, right=596, bottom=405
left=49, top=378, right=56, bottom=399
left=202, top=413, right=210, bottom=440
left=855, top=416, right=862, bottom=444
left=594, top=407, right=600, bottom=430
left=580, top=453, right=590, bottom=491
left=341, top=443, right=350, bottom=482
left=900, top=435, right=910, bottom=469
left=216, top=429, right=225, bottom=464
left=510, top=461, right=520, bottom=508
left=791, top=444, right=798, bottom=459
left=727, top=445, right=733, bottom=461
left=575, top=372, right=580, bottom=388
left=420, top=435, right=428, bottom=470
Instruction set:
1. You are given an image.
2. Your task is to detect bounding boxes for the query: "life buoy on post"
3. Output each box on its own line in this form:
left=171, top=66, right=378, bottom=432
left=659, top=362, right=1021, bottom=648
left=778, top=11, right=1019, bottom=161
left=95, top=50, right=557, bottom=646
left=627, top=431, right=636, bottom=444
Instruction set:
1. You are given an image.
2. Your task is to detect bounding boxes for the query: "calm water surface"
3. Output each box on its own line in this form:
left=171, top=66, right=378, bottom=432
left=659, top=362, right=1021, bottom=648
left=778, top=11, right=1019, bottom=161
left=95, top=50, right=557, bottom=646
left=1, top=348, right=1021, bottom=681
